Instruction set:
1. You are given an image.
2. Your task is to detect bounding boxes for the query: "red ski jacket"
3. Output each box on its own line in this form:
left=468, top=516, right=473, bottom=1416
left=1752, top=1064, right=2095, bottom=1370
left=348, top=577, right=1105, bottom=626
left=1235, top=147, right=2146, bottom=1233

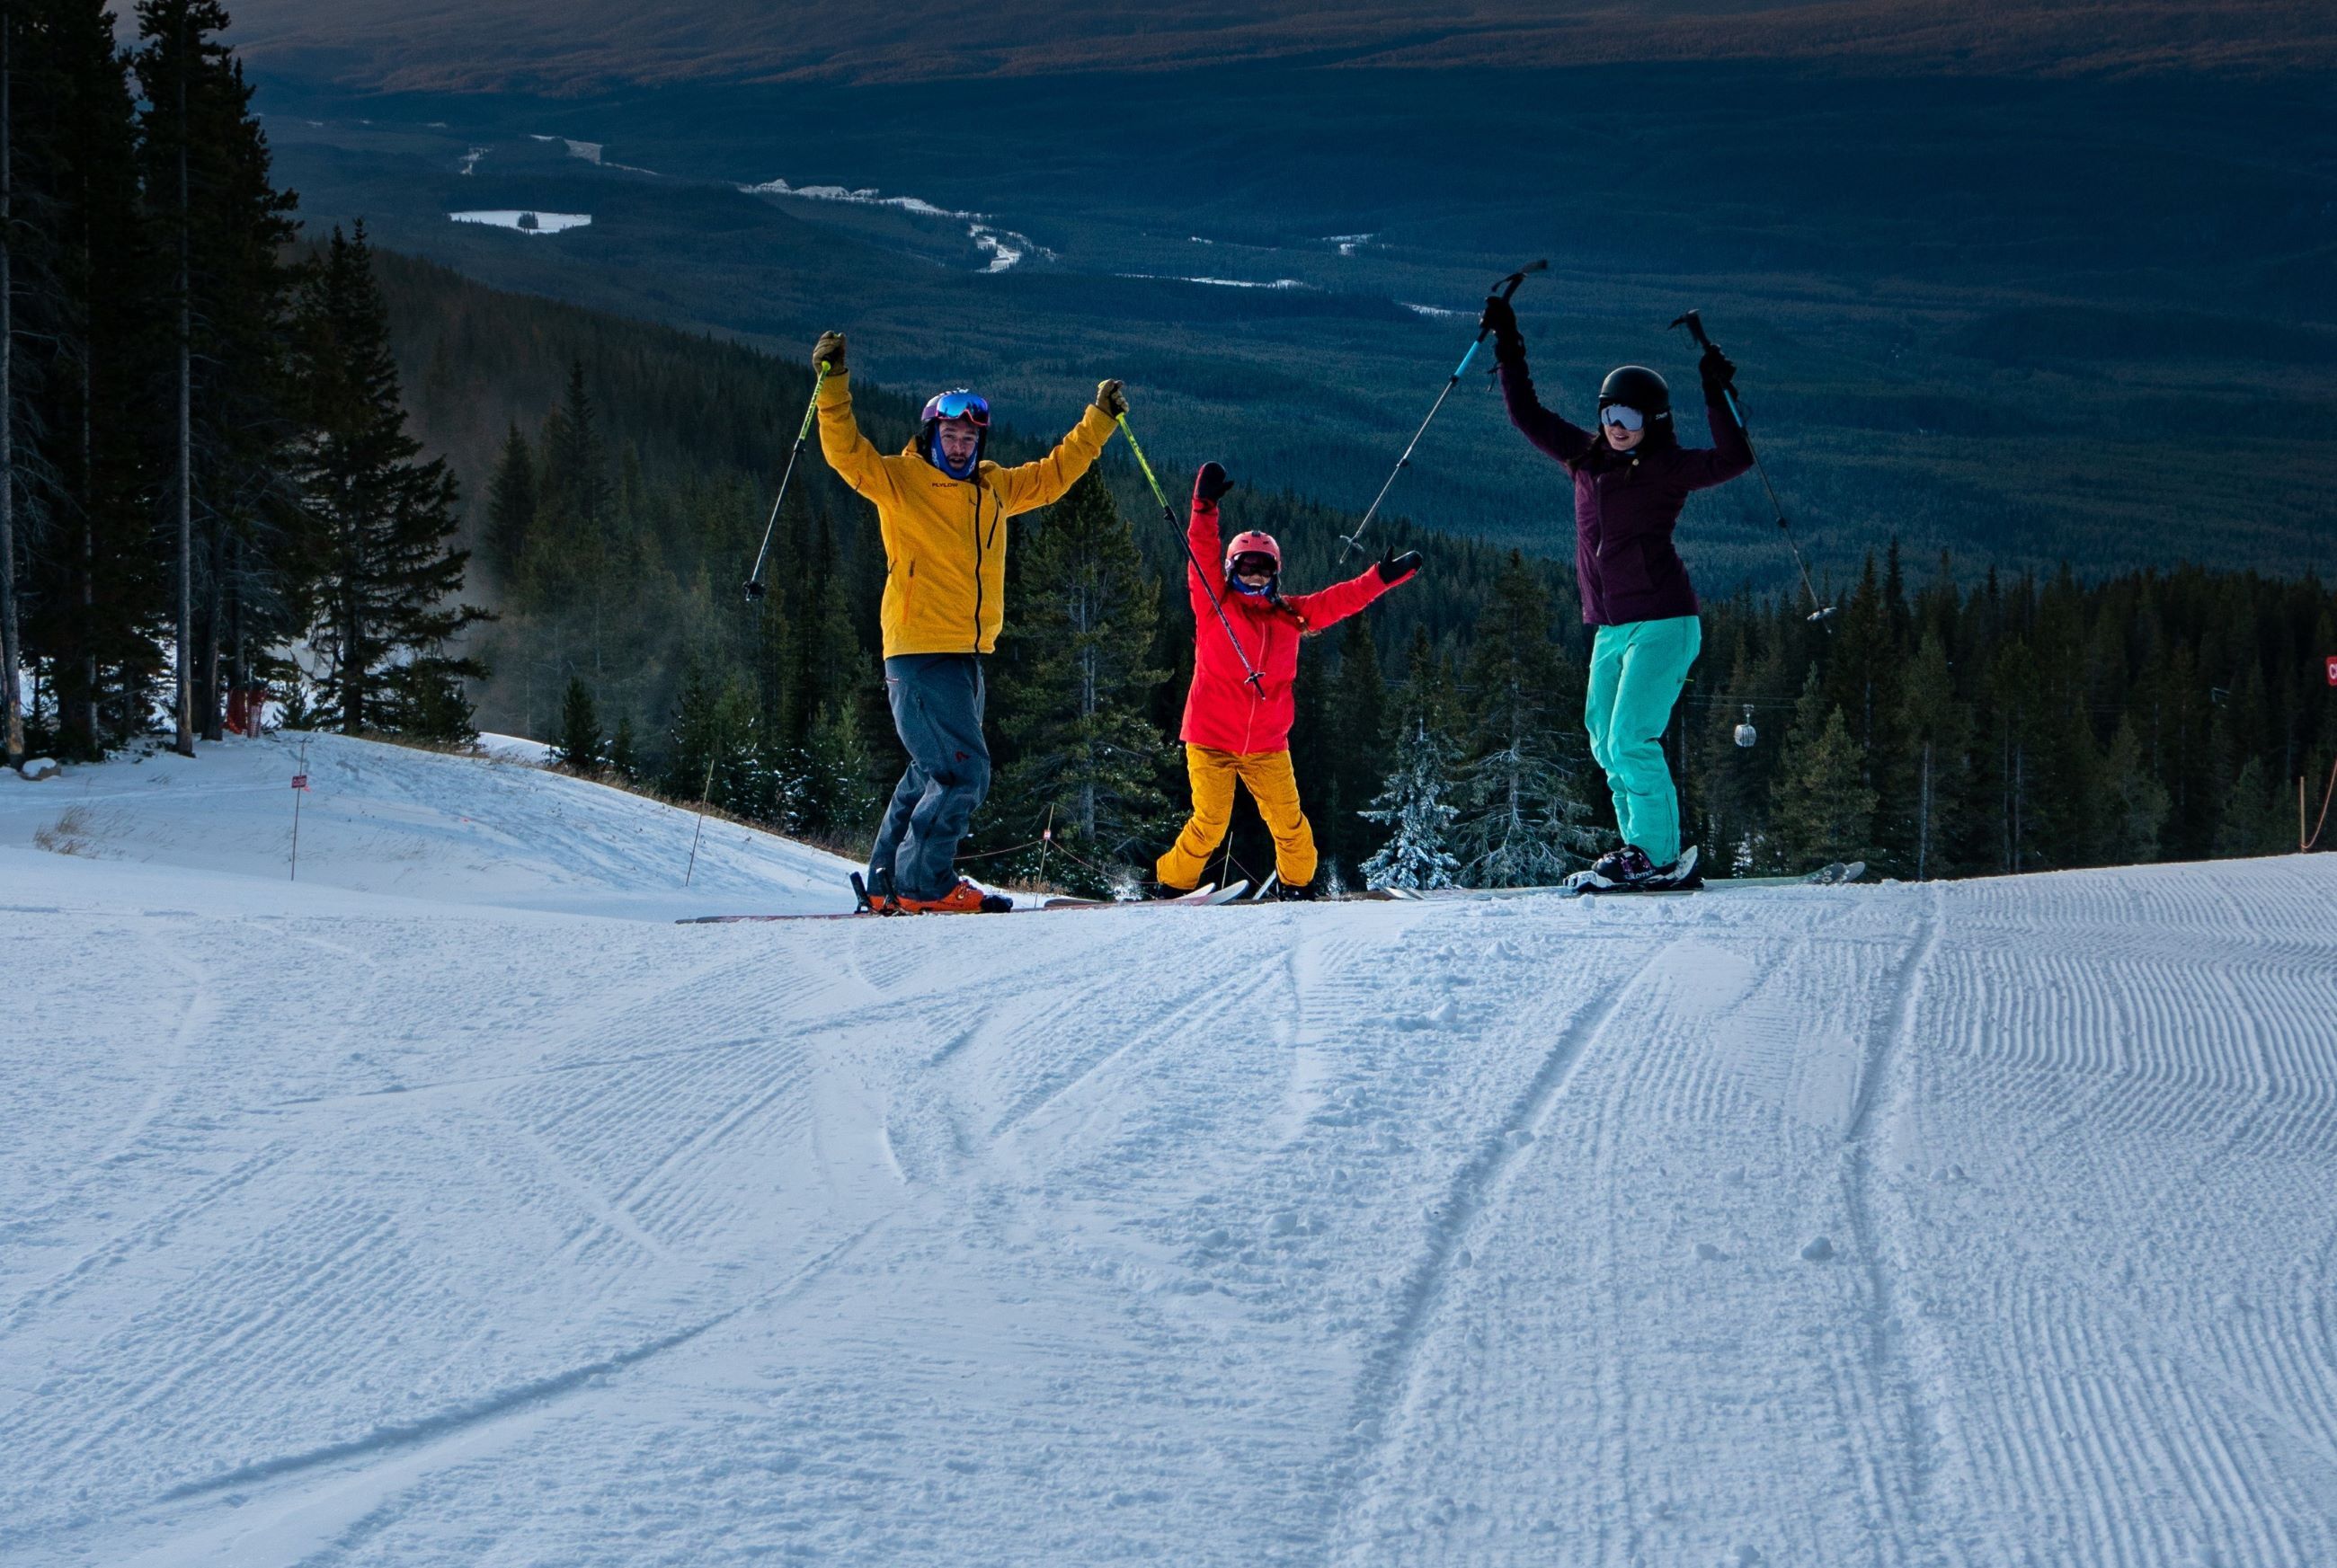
left=1179, top=495, right=1406, bottom=754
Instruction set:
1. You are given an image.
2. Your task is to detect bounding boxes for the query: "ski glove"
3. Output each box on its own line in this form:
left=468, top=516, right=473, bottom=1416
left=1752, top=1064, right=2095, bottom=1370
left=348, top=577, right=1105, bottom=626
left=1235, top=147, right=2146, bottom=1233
left=1698, top=345, right=1737, bottom=399
left=1377, top=548, right=1422, bottom=585
left=1195, top=461, right=1235, bottom=504
left=813, top=331, right=847, bottom=372
left=1480, top=294, right=1521, bottom=347
left=1095, top=378, right=1129, bottom=419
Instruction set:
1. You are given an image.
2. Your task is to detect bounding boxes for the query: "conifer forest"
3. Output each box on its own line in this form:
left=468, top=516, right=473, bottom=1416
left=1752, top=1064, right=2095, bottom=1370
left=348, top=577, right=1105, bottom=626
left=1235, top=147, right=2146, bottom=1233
left=2, top=4, right=2332, bottom=894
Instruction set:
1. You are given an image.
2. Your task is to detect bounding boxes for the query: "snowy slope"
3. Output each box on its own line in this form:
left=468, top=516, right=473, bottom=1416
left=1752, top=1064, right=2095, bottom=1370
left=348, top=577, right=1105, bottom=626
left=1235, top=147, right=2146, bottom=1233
left=4, top=740, right=2335, bottom=1566
left=0, top=731, right=855, bottom=920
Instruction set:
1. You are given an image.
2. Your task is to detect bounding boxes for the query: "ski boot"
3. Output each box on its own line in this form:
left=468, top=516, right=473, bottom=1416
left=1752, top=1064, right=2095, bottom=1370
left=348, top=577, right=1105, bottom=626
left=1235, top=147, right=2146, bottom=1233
left=893, top=877, right=1014, bottom=915
left=1275, top=878, right=1320, bottom=901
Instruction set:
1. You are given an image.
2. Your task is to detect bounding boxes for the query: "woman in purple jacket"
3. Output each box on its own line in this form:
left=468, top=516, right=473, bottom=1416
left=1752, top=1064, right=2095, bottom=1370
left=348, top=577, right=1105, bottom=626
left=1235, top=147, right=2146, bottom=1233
left=1481, top=293, right=1752, bottom=888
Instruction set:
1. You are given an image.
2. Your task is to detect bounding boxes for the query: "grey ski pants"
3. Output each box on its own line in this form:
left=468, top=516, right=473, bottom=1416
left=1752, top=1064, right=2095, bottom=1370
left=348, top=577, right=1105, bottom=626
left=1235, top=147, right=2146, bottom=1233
left=870, top=653, right=991, bottom=900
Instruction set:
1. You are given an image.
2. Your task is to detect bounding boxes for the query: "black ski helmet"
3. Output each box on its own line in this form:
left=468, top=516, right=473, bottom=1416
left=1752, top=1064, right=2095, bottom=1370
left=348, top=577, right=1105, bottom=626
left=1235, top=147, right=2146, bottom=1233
left=1598, top=365, right=1672, bottom=422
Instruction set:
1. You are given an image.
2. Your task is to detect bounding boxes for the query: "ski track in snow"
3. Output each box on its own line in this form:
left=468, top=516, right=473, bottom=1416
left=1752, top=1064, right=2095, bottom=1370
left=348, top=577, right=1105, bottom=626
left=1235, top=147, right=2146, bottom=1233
left=4, top=737, right=2337, bottom=1564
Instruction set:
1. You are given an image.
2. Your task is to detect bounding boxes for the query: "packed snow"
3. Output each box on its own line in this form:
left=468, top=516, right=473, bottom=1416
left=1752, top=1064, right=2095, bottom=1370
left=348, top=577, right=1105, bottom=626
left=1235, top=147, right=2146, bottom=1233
left=4, top=732, right=2335, bottom=1565
left=449, top=211, right=592, bottom=235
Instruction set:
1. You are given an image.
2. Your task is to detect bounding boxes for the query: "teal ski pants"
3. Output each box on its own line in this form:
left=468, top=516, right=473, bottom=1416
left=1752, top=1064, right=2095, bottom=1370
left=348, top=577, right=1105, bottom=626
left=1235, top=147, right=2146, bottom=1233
left=1585, top=616, right=1702, bottom=867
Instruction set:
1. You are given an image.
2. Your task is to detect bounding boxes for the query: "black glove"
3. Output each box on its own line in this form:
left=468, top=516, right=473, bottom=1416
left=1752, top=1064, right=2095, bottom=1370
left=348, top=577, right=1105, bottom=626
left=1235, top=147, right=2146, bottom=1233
left=1377, top=548, right=1422, bottom=585
left=1195, top=462, right=1235, bottom=505
left=1699, top=344, right=1737, bottom=399
left=1095, top=378, right=1128, bottom=419
left=813, top=330, right=847, bottom=371
left=1480, top=294, right=1519, bottom=345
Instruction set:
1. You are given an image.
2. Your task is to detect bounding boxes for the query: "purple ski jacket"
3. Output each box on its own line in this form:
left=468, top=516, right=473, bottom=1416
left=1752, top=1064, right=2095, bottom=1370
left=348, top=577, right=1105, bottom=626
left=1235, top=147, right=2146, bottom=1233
left=1494, top=341, right=1752, bottom=627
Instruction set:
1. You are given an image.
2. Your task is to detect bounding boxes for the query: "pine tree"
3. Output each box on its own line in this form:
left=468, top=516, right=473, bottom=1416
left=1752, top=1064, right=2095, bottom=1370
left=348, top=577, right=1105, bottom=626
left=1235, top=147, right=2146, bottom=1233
left=135, top=0, right=300, bottom=749
left=607, top=712, right=637, bottom=781
left=1360, top=714, right=1461, bottom=890
left=804, top=699, right=880, bottom=839
left=2215, top=755, right=2291, bottom=858
left=552, top=677, right=600, bottom=772
left=1453, top=554, right=1599, bottom=885
left=1898, top=631, right=1968, bottom=881
left=13, top=0, right=158, bottom=757
left=1770, top=668, right=1876, bottom=870
left=2100, top=716, right=2170, bottom=864
left=994, top=470, right=1168, bottom=889
left=483, top=421, right=535, bottom=587
left=289, top=224, right=487, bottom=736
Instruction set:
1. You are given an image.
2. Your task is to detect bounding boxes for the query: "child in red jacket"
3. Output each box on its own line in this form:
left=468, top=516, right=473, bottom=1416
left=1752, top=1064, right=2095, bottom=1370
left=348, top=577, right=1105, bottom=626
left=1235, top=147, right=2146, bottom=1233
left=1156, top=462, right=1420, bottom=899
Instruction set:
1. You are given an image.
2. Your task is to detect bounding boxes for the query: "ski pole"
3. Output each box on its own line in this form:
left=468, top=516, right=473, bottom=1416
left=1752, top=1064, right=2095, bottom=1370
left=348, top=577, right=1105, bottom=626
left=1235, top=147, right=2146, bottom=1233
left=1116, top=413, right=1266, bottom=696
left=1670, top=309, right=1835, bottom=626
left=743, top=362, right=830, bottom=601
left=1339, top=259, right=1548, bottom=563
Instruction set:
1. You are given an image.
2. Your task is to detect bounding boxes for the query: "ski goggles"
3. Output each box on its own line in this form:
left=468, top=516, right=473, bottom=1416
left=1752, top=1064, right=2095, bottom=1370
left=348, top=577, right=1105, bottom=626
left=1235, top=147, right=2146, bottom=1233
left=1599, top=404, right=1645, bottom=432
left=921, top=389, right=991, bottom=426
left=1230, top=553, right=1278, bottom=578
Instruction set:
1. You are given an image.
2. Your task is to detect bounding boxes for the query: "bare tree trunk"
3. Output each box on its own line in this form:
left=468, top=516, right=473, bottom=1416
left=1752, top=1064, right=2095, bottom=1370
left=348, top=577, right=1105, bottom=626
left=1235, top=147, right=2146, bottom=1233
left=172, top=13, right=194, bottom=757
left=200, top=540, right=224, bottom=740
left=1917, top=740, right=1933, bottom=881
left=0, top=4, right=23, bottom=769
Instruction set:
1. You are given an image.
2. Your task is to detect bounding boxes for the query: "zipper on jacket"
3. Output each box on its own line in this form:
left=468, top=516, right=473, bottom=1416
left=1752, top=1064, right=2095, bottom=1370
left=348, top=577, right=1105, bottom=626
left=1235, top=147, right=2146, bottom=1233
left=969, top=485, right=984, bottom=652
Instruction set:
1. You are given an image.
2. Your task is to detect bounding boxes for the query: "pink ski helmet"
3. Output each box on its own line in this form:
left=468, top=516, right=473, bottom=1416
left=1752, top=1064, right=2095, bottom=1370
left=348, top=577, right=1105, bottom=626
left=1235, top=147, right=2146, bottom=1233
left=1224, top=530, right=1282, bottom=577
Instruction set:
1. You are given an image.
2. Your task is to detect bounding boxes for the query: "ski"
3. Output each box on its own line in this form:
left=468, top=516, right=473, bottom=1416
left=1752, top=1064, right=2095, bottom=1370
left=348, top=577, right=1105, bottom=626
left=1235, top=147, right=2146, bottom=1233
left=1039, top=881, right=1249, bottom=911
left=1565, top=844, right=1703, bottom=897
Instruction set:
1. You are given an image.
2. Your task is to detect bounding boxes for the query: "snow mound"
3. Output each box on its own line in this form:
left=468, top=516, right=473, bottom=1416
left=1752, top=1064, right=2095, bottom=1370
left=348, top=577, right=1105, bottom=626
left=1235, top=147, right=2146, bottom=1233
left=0, top=731, right=852, bottom=919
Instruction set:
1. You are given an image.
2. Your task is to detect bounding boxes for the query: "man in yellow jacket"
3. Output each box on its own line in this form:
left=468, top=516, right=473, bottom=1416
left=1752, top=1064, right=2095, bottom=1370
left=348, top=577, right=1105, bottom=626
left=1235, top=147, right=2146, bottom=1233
left=812, top=329, right=1124, bottom=913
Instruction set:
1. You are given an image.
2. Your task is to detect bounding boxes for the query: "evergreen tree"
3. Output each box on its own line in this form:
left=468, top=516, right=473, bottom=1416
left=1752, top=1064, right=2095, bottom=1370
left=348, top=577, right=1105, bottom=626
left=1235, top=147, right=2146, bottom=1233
left=1770, top=668, right=1877, bottom=870
left=994, top=471, right=1168, bottom=889
left=1360, top=715, right=1462, bottom=890
left=607, top=712, right=637, bottom=781
left=1898, top=631, right=1968, bottom=881
left=552, top=677, right=600, bottom=772
left=289, top=224, right=486, bottom=736
left=13, top=0, right=159, bottom=757
left=2215, top=756, right=2292, bottom=858
left=135, top=0, right=300, bottom=749
left=804, top=698, right=881, bottom=839
left=2100, top=716, right=2171, bottom=864
left=1453, top=554, right=1599, bottom=885
left=482, top=421, right=535, bottom=587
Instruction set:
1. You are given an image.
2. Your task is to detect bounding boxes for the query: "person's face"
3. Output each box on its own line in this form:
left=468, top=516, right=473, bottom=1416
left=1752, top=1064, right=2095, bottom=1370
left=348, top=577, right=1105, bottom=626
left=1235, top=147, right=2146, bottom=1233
left=1602, top=409, right=1646, bottom=451
left=1232, top=552, right=1275, bottom=589
left=937, top=416, right=982, bottom=467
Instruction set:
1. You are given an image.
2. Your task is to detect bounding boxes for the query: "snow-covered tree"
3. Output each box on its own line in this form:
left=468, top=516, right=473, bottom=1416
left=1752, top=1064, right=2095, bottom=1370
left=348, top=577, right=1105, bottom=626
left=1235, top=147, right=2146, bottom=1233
left=1360, top=715, right=1461, bottom=890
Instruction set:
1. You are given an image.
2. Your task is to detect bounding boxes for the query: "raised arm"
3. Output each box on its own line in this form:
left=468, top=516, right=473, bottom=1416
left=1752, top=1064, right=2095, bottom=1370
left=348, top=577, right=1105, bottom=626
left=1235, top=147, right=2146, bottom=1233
left=1672, top=383, right=1755, bottom=492
left=1494, top=342, right=1596, bottom=466
left=1284, top=549, right=1417, bottom=632
left=988, top=382, right=1124, bottom=516
left=1187, top=470, right=1229, bottom=620
left=812, top=338, right=897, bottom=505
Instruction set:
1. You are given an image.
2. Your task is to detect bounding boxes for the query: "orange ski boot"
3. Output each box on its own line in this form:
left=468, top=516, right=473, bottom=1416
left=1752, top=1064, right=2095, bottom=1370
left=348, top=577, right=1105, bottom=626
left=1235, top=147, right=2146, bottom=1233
left=893, top=878, right=1013, bottom=915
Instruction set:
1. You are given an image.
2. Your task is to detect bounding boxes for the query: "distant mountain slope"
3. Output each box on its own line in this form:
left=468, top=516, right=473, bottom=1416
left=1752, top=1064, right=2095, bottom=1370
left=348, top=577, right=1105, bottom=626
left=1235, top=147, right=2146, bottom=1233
left=230, top=0, right=2330, bottom=92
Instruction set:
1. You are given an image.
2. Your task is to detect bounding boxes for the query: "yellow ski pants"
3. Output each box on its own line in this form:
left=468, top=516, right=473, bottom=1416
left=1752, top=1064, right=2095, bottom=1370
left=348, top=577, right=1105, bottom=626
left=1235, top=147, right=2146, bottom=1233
left=1157, top=745, right=1318, bottom=891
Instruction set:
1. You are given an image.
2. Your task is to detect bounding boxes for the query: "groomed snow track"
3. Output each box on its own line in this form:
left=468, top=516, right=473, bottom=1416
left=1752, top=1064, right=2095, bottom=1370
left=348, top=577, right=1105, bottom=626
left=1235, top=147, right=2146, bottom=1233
left=4, top=735, right=2335, bottom=1564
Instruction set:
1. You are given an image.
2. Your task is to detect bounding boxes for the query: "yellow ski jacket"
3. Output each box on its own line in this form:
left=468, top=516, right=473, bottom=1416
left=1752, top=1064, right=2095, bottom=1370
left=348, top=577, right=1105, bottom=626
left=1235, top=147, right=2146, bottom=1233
left=817, top=372, right=1117, bottom=658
